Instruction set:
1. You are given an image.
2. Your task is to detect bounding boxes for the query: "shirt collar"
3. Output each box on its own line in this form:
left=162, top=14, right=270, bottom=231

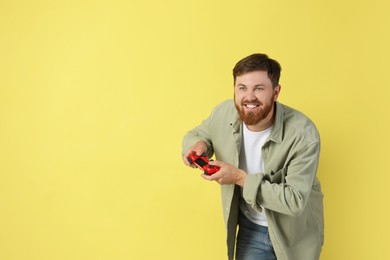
left=268, top=102, right=283, bottom=143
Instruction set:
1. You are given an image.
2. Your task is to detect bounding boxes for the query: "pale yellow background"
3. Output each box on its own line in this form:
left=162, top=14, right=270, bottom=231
left=1, top=0, right=389, bottom=259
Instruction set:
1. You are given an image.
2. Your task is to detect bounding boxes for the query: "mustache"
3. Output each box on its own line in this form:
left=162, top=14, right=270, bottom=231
left=241, top=99, right=262, bottom=105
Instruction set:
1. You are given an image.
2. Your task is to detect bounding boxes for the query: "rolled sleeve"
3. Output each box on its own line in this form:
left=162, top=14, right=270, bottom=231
left=242, top=173, right=264, bottom=209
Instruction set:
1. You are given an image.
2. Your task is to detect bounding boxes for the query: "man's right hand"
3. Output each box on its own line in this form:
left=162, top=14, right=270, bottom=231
left=182, top=141, right=208, bottom=167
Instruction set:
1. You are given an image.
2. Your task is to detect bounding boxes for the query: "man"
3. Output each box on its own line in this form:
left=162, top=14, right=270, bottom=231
left=182, top=53, right=324, bottom=260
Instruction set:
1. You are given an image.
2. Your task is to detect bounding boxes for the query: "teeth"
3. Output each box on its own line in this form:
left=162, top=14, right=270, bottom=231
left=246, top=104, right=258, bottom=108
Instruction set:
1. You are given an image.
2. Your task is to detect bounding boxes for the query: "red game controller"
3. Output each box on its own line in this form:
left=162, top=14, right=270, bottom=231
left=187, top=152, right=220, bottom=175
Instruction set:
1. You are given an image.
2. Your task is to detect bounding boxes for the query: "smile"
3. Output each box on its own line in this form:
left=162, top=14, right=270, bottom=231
left=244, top=104, right=259, bottom=109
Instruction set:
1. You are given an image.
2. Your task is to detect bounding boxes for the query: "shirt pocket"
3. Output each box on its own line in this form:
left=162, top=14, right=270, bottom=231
left=269, top=168, right=287, bottom=184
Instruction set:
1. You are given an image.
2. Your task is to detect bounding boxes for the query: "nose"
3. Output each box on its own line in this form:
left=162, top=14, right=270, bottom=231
left=246, top=90, right=257, bottom=100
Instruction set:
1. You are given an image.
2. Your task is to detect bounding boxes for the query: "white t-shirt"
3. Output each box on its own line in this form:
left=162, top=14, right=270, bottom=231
left=239, top=123, right=272, bottom=226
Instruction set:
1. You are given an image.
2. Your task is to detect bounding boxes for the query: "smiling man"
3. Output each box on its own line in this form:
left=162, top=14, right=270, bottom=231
left=182, top=53, right=324, bottom=260
left=234, top=69, right=279, bottom=131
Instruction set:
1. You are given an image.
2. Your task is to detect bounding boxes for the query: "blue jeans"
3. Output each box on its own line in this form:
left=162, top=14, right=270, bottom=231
left=236, top=212, right=277, bottom=260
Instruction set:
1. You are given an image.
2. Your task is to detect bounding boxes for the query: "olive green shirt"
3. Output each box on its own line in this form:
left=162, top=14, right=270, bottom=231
left=182, top=100, right=324, bottom=260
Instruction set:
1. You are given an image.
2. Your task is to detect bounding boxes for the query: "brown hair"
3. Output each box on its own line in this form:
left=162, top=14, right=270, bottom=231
left=233, top=53, right=281, bottom=87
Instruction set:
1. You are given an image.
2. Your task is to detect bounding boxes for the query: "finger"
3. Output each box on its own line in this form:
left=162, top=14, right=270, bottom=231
left=183, top=148, right=196, bottom=166
left=205, top=171, right=222, bottom=180
left=208, top=160, right=223, bottom=167
left=183, top=149, right=192, bottom=159
left=201, top=174, right=214, bottom=181
left=182, top=151, right=193, bottom=167
left=184, top=158, right=197, bottom=168
left=193, top=141, right=207, bottom=156
left=182, top=156, right=191, bottom=166
left=201, top=174, right=224, bottom=185
left=194, top=147, right=206, bottom=156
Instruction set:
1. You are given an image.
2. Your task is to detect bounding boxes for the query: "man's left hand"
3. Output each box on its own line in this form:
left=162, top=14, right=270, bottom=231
left=201, top=161, right=247, bottom=187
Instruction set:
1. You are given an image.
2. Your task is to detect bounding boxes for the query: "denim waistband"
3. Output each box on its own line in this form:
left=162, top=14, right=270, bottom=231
left=238, top=210, right=269, bottom=233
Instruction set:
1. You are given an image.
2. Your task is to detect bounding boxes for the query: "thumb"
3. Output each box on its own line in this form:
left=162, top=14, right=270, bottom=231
left=194, top=147, right=207, bottom=156
left=209, top=160, right=223, bottom=167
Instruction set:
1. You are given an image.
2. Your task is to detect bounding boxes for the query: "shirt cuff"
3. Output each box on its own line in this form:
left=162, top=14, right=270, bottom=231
left=242, top=173, right=263, bottom=207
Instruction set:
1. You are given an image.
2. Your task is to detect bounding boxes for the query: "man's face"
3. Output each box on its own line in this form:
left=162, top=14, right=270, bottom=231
left=234, top=70, right=280, bottom=130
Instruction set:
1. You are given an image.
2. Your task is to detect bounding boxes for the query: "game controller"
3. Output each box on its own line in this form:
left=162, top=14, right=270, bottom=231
left=187, top=152, right=220, bottom=175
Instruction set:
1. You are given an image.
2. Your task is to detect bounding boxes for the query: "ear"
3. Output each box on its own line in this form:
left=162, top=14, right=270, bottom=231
left=273, top=84, right=281, bottom=101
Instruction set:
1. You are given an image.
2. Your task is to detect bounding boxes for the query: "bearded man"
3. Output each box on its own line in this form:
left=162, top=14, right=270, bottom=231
left=182, top=53, right=324, bottom=260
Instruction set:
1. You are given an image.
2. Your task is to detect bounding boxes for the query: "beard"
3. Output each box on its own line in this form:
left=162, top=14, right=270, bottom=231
left=234, top=97, right=274, bottom=126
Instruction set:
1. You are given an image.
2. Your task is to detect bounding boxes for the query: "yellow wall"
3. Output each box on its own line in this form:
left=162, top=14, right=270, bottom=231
left=1, top=0, right=389, bottom=259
